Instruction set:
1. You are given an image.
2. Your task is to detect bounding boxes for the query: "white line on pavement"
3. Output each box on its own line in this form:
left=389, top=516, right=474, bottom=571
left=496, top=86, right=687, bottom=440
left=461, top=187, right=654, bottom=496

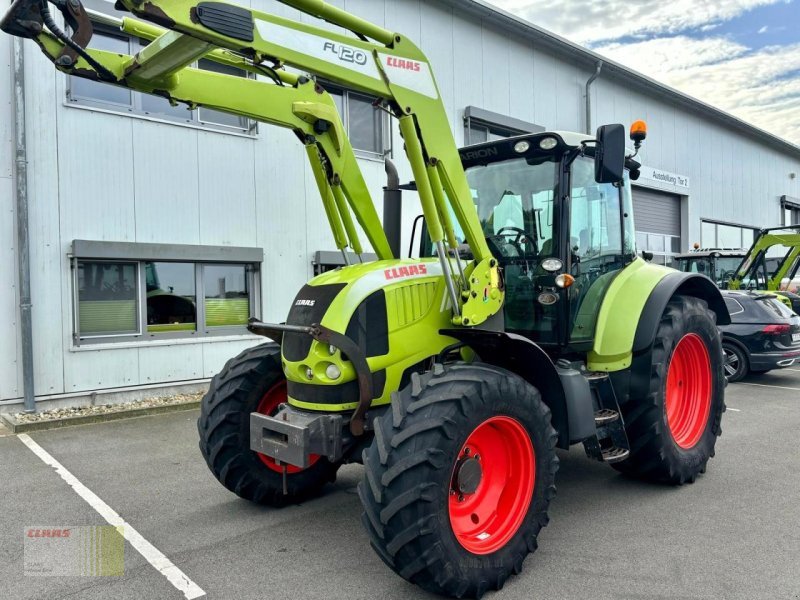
left=727, top=408, right=741, bottom=412
left=738, top=382, right=800, bottom=392
left=18, top=433, right=205, bottom=600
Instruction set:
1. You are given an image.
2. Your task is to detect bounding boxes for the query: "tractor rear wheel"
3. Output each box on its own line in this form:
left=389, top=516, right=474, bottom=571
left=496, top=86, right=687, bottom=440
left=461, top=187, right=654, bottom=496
left=359, top=363, right=558, bottom=598
left=613, top=295, right=725, bottom=484
left=198, top=343, right=339, bottom=506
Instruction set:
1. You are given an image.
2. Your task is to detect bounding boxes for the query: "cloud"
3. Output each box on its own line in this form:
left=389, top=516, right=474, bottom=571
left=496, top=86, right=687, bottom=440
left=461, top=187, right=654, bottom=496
left=595, top=36, right=800, bottom=142
left=485, top=0, right=784, bottom=43
left=485, top=0, right=800, bottom=144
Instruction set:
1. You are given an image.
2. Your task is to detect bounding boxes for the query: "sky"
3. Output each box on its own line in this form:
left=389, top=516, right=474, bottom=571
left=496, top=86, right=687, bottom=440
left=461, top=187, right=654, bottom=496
left=484, top=0, right=800, bottom=145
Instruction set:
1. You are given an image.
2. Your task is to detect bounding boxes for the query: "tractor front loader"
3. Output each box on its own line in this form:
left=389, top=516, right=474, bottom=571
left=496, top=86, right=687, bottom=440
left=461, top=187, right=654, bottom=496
left=2, top=1, right=730, bottom=596
left=728, top=225, right=800, bottom=313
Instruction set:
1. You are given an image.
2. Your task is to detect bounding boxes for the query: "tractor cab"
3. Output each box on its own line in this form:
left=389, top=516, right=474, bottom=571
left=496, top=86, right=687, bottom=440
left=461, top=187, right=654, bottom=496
left=423, top=125, right=644, bottom=350
left=675, top=248, right=747, bottom=288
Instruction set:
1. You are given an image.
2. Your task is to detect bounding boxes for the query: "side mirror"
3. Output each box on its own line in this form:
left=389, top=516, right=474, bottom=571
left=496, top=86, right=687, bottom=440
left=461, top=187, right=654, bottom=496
left=594, top=124, right=626, bottom=185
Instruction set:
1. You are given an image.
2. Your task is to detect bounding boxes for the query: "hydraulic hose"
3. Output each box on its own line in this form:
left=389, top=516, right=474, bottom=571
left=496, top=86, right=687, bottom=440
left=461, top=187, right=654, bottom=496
left=40, top=0, right=116, bottom=81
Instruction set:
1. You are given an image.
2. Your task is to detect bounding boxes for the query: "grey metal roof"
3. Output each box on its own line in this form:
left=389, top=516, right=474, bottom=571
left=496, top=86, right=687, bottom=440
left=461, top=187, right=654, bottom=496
left=436, top=0, right=800, bottom=160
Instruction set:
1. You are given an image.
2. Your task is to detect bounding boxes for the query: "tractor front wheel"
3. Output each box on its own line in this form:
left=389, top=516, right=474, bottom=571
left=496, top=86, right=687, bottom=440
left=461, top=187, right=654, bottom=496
left=613, top=295, right=725, bottom=484
left=198, top=343, right=339, bottom=506
left=359, top=363, right=558, bottom=598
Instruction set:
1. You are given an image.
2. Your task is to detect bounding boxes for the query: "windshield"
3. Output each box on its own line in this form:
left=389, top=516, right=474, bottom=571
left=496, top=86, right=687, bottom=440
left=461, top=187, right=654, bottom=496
left=678, top=256, right=742, bottom=285
left=464, top=156, right=559, bottom=258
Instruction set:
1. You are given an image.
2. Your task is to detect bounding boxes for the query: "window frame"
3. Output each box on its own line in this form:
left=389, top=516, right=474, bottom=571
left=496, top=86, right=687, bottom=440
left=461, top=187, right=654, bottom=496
left=463, top=106, right=545, bottom=146
left=73, top=259, right=143, bottom=340
left=65, top=21, right=255, bottom=135
left=325, top=84, right=391, bottom=159
left=723, top=297, right=745, bottom=316
left=782, top=196, right=800, bottom=226
left=701, top=219, right=758, bottom=250
left=71, top=241, right=262, bottom=346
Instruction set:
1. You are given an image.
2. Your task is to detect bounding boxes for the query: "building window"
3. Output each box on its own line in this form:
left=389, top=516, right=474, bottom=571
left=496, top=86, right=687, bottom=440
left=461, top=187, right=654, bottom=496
left=67, top=24, right=252, bottom=133
left=72, top=241, right=262, bottom=345
left=328, top=87, right=388, bottom=156
left=203, top=264, right=250, bottom=327
left=701, top=220, right=757, bottom=250
left=463, top=106, right=544, bottom=146
left=77, top=261, right=140, bottom=336
left=636, top=231, right=681, bottom=266
left=783, top=196, right=800, bottom=226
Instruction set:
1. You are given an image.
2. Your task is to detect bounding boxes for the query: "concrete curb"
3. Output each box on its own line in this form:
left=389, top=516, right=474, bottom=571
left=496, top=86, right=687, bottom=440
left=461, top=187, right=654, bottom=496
left=0, top=401, right=201, bottom=434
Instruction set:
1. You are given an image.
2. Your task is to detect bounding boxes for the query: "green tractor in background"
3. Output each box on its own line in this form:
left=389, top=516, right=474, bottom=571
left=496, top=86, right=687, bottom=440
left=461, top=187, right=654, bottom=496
left=727, top=225, right=800, bottom=313
left=675, top=227, right=800, bottom=314
left=3, top=0, right=729, bottom=596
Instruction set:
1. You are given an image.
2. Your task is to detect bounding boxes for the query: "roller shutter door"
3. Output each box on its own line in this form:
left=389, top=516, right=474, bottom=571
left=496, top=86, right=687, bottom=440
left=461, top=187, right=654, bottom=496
left=633, top=188, right=681, bottom=265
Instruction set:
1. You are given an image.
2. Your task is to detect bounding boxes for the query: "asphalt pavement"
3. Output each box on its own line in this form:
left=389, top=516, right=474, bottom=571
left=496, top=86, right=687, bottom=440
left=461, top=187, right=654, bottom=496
left=3, top=368, right=800, bottom=600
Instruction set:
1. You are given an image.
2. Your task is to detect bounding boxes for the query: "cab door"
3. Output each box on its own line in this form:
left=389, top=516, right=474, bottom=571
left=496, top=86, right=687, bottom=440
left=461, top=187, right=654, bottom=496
left=567, top=157, right=637, bottom=346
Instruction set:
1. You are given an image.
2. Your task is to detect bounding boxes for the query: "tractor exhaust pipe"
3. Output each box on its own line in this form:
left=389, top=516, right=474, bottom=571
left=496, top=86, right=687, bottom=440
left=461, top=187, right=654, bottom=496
left=383, top=158, right=402, bottom=259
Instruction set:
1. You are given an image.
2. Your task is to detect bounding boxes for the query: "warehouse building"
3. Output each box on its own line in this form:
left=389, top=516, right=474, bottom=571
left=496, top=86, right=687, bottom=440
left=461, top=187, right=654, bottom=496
left=2, top=0, right=800, bottom=411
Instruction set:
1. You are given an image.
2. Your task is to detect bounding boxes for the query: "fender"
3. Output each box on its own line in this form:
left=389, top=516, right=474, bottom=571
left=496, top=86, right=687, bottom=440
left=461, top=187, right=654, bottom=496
left=621, top=271, right=730, bottom=405
left=588, top=258, right=729, bottom=372
left=441, top=328, right=576, bottom=449
left=632, top=271, right=730, bottom=354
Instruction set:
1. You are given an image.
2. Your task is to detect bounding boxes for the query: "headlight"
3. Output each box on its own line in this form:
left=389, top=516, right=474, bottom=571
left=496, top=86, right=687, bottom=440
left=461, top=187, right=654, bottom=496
left=305, top=367, right=314, bottom=380
left=538, top=292, right=558, bottom=305
left=513, top=140, right=530, bottom=153
left=541, top=258, right=563, bottom=272
left=328, top=344, right=337, bottom=356
left=325, top=364, right=341, bottom=380
left=539, top=137, right=558, bottom=150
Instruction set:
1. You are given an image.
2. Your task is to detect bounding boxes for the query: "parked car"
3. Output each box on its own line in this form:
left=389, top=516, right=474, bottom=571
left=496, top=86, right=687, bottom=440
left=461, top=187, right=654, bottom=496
left=720, top=291, right=800, bottom=382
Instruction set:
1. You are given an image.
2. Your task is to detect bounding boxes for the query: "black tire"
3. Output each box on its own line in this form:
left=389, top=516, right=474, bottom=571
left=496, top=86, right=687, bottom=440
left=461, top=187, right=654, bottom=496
left=722, top=341, right=749, bottom=382
left=359, top=363, right=558, bottom=599
left=198, top=343, right=339, bottom=507
left=613, top=295, right=725, bottom=484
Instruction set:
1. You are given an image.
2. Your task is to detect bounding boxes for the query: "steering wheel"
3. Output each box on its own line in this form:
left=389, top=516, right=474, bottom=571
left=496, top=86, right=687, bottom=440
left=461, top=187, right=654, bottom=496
left=495, top=226, right=537, bottom=256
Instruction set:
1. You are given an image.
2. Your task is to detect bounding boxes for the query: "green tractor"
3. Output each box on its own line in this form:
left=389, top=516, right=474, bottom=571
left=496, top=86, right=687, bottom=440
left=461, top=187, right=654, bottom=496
left=727, top=225, right=800, bottom=313
left=3, top=0, right=729, bottom=596
left=675, top=247, right=748, bottom=287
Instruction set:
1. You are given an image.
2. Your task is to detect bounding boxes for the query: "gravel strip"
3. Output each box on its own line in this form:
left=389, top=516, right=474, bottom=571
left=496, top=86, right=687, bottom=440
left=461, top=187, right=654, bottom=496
left=10, top=392, right=205, bottom=424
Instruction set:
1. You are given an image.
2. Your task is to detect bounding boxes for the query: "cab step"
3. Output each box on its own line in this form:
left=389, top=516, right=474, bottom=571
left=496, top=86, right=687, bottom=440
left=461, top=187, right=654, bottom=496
left=582, top=372, right=631, bottom=465
left=594, top=408, right=619, bottom=425
left=601, top=446, right=630, bottom=463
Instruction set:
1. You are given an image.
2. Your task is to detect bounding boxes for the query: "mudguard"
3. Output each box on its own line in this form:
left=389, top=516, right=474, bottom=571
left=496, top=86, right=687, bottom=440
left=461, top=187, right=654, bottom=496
left=588, top=258, right=729, bottom=372
left=441, top=328, right=575, bottom=448
left=617, top=271, right=730, bottom=406
left=632, top=271, right=730, bottom=354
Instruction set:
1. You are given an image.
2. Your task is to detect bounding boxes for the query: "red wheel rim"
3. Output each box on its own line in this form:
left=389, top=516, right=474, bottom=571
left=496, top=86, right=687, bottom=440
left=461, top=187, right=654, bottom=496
left=665, top=333, right=712, bottom=449
left=448, top=416, right=535, bottom=555
left=255, top=382, right=319, bottom=473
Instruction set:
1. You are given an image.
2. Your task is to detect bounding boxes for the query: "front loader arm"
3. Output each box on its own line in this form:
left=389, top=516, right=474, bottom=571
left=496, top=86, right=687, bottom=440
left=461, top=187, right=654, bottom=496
left=2, top=0, right=503, bottom=326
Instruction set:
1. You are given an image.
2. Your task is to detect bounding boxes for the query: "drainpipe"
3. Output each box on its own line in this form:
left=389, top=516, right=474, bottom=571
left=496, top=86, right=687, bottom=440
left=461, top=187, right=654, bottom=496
left=12, top=37, right=36, bottom=413
left=585, top=60, right=603, bottom=134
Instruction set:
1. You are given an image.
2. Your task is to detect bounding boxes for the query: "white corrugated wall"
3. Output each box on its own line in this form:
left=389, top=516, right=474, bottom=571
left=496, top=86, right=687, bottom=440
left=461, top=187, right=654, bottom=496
left=0, top=0, right=799, bottom=404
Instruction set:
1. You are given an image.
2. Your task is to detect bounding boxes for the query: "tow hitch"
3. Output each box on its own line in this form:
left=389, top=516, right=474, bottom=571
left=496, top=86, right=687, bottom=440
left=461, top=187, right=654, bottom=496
left=250, top=405, right=343, bottom=469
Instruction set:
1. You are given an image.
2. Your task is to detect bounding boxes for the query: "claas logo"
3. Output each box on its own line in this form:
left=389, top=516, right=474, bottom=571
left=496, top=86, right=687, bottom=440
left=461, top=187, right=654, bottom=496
left=384, top=264, right=428, bottom=280
left=386, top=56, right=421, bottom=72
